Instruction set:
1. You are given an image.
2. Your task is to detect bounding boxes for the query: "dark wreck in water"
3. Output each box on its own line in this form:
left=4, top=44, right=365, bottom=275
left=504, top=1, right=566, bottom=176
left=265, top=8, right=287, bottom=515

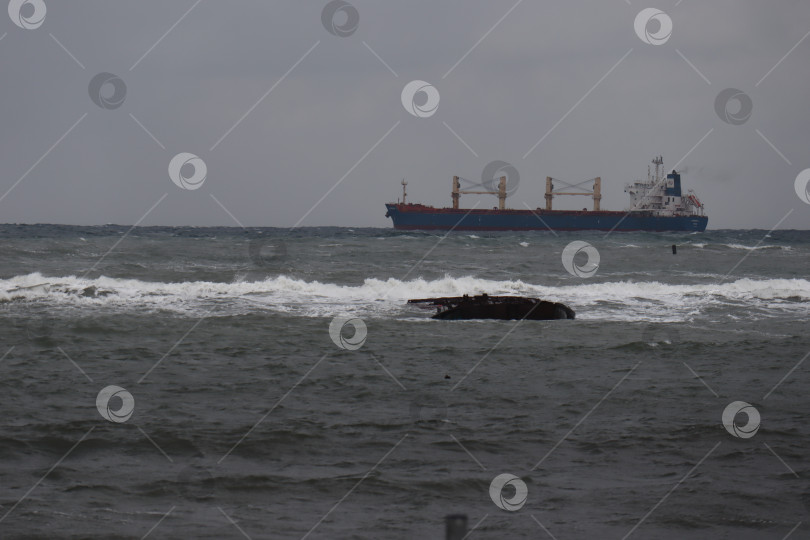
left=408, top=294, right=575, bottom=321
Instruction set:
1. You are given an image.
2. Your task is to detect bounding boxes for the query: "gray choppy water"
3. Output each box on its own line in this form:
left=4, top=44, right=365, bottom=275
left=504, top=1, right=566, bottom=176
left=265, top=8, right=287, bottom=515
left=1, top=225, right=809, bottom=539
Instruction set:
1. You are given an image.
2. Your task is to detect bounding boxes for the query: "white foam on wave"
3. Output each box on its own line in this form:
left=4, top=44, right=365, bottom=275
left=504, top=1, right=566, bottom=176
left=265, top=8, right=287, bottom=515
left=691, top=242, right=791, bottom=251
left=725, top=243, right=790, bottom=251
left=2, top=272, right=808, bottom=321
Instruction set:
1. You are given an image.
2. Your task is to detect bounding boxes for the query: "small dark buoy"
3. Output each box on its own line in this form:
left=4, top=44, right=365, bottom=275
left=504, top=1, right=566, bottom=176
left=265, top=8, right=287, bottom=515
left=672, top=244, right=677, bottom=255
left=445, top=514, right=468, bottom=540
left=444, top=374, right=451, bottom=379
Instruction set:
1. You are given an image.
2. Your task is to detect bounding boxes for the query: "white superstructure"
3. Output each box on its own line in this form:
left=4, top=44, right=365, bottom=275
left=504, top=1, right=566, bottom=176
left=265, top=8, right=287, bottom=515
left=624, top=156, right=705, bottom=217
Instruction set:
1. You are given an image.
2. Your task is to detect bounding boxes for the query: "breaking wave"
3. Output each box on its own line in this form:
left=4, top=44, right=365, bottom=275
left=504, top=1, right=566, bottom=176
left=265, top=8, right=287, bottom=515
left=690, top=242, right=791, bottom=251
left=3, top=272, right=809, bottom=321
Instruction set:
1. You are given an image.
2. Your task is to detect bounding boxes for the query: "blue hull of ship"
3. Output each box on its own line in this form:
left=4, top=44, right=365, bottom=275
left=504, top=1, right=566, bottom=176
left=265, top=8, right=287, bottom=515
left=385, top=204, right=708, bottom=232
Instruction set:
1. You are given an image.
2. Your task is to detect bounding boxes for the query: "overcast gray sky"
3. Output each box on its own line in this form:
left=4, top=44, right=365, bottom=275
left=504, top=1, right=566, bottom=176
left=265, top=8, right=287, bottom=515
left=1, top=0, right=809, bottom=229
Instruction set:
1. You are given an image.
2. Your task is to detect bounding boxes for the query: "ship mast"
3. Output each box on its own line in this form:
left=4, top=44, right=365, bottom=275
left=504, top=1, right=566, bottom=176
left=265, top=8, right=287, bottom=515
left=401, top=179, right=407, bottom=204
left=652, top=155, right=663, bottom=184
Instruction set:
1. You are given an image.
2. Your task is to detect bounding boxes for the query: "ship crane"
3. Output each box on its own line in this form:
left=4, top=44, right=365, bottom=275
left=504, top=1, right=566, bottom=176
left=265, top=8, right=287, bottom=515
left=451, top=175, right=508, bottom=210
left=544, top=177, right=602, bottom=211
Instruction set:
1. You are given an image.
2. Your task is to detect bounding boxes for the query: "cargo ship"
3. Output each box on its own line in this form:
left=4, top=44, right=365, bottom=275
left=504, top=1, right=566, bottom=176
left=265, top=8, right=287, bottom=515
left=385, top=156, right=707, bottom=232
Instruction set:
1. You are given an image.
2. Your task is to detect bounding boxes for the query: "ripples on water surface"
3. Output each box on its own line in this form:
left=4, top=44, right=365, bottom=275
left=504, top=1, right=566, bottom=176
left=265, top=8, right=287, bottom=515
left=0, top=225, right=808, bottom=539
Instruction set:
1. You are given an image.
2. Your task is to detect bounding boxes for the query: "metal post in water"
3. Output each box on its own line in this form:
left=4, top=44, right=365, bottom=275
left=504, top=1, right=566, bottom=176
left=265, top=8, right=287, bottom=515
left=445, top=514, right=468, bottom=540
left=672, top=244, right=677, bottom=254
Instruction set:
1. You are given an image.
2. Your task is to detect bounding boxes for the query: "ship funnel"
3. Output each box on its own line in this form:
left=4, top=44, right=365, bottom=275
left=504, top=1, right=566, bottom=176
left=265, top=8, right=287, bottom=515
left=666, top=171, right=682, bottom=197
